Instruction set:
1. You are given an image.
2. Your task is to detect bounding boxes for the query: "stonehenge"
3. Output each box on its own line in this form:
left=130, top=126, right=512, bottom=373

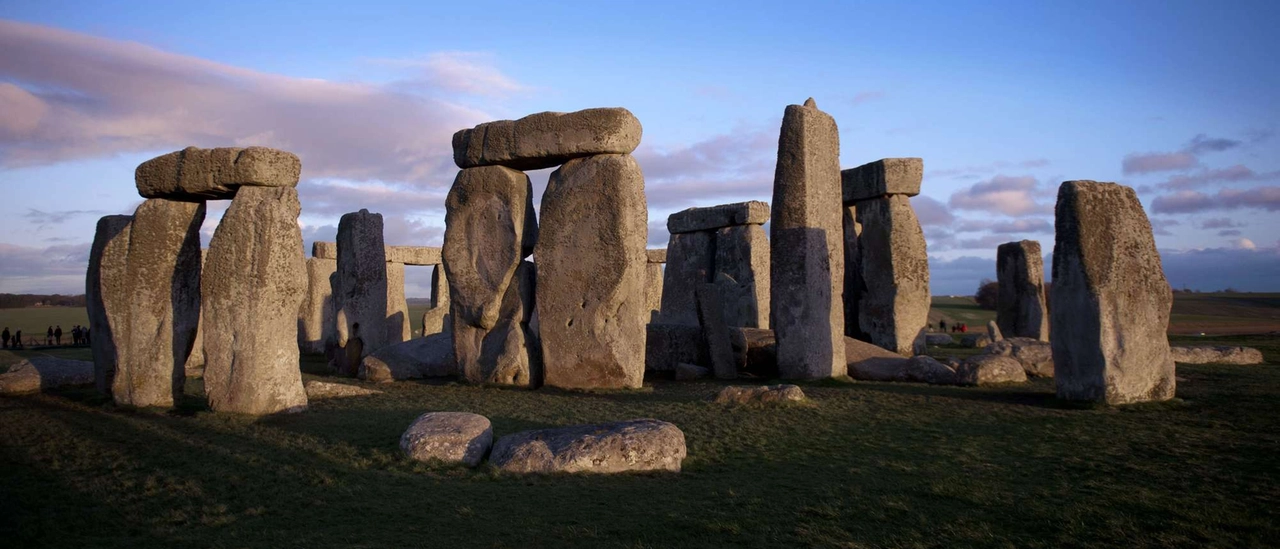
left=332, top=210, right=392, bottom=375
left=661, top=201, right=770, bottom=329
left=85, top=214, right=132, bottom=394
left=1051, top=181, right=1175, bottom=405
left=997, top=240, right=1049, bottom=341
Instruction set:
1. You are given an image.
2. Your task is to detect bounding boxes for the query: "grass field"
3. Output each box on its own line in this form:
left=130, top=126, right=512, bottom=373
left=1, top=335, right=1278, bottom=548
left=0, top=307, right=89, bottom=346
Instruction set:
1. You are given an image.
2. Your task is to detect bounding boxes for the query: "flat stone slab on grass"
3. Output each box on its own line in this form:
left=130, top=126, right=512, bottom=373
left=841, top=157, right=923, bottom=202
left=960, top=333, right=991, bottom=348
left=452, top=108, right=642, bottom=171
left=0, top=357, right=94, bottom=395
left=1170, top=346, right=1264, bottom=365
left=360, top=333, right=456, bottom=382
left=304, top=380, right=382, bottom=400
left=135, top=146, right=301, bottom=200
left=489, top=419, right=686, bottom=474
left=925, top=333, right=953, bottom=345
left=956, top=354, right=1027, bottom=386
left=666, top=201, right=770, bottom=234
left=712, top=384, right=806, bottom=404
left=400, top=412, right=493, bottom=468
left=984, top=337, right=1055, bottom=377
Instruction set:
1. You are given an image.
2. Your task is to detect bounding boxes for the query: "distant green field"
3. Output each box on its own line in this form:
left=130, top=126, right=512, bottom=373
left=0, top=307, right=89, bottom=345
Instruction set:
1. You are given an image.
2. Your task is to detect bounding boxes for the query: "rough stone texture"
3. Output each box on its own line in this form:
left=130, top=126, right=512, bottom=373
left=298, top=257, right=338, bottom=354
left=904, top=355, right=959, bottom=385
left=955, top=354, right=1028, bottom=386
left=86, top=214, right=132, bottom=395
left=667, top=201, right=770, bottom=234
left=714, top=225, right=770, bottom=328
left=645, top=323, right=707, bottom=373
left=960, top=333, right=991, bottom=348
left=713, top=384, right=806, bottom=404
left=304, top=380, right=382, bottom=399
left=984, top=337, right=1054, bottom=377
left=453, top=108, right=643, bottom=171
left=422, top=266, right=451, bottom=336
left=996, top=240, right=1049, bottom=341
left=113, top=198, right=204, bottom=408
left=644, top=263, right=664, bottom=323
left=844, top=336, right=911, bottom=381
left=675, top=363, right=710, bottom=380
left=841, top=158, right=923, bottom=202
left=334, top=210, right=390, bottom=375
left=400, top=412, right=493, bottom=468
left=183, top=251, right=208, bottom=379
left=489, top=419, right=686, bottom=474
left=1051, top=180, right=1175, bottom=405
left=770, top=99, right=845, bottom=379
left=842, top=204, right=869, bottom=341
left=855, top=195, right=930, bottom=356
left=696, top=284, right=736, bottom=380
left=536, top=154, right=648, bottom=390
left=135, top=146, right=300, bottom=200
left=987, top=320, right=1004, bottom=342
left=202, top=186, right=308, bottom=415
left=385, top=262, right=411, bottom=344
left=925, top=333, right=953, bottom=345
left=0, top=357, right=95, bottom=395
left=360, top=332, right=457, bottom=382
left=453, top=262, right=540, bottom=386
left=1169, top=346, right=1265, bottom=365
left=313, top=241, right=338, bottom=260
left=646, top=249, right=667, bottom=263
left=659, top=230, right=713, bottom=326
left=385, top=246, right=442, bottom=266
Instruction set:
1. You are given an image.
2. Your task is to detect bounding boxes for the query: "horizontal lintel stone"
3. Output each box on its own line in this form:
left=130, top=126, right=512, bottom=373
left=841, top=158, right=922, bottom=203
left=666, top=201, right=770, bottom=234
left=312, top=242, right=441, bottom=265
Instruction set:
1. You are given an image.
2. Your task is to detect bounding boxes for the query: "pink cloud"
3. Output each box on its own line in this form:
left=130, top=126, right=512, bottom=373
left=1151, top=186, right=1280, bottom=214
left=850, top=91, right=885, bottom=105
left=947, top=175, right=1049, bottom=216
left=912, top=195, right=955, bottom=227
left=1121, top=151, right=1198, bottom=175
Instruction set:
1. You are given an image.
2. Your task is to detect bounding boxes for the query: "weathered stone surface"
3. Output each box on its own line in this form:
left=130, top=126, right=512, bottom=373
left=844, top=336, right=911, bottom=381
left=997, top=240, right=1049, bottom=341
left=855, top=195, right=930, bottom=356
left=841, top=158, right=923, bottom=202
left=386, top=262, right=410, bottom=344
left=904, top=355, right=959, bottom=385
left=667, top=201, right=770, bottom=234
left=714, top=225, right=770, bottom=328
left=299, top=257, right=338, bottom=354
left=113, top=198, right=204, bottom=408
left=453, top=108, right=642, bottom=171
left=422, top=266, right=451, bottom=337
left=696, top=284, right=736, bottom=380
left=183, top=251, right=207, bottom=379
left=675, top=363, right=710, bottom=380
left=135, top=146, right=300, bottom=200
left=1051, top=181, right=1175, bottom=404
left=1169, top=345, right=1265, bottom=365
left=770, top=99, right=845, bottom=379
left=489, top=419, right=686, bottom=474
left=713, top=384, right=805, bottom=404
left=313, top=241, right=338, bottom=259
left=203, top=186, right=308, bottom=415
left=334, top=210, right=389, bottom=375
left=659, top=230, right=713, bottom=326
left=987, top=320, right=1004, bottom=342
left=304, top=380, right=382, bottom=399
left=956, top=354, right=1027, bottom=386
left=645, top=323, right=707, bottom=373
left=360, top=332, right=457, bottom=382
left=842, top=204, right=869, bottom=341
left=453, top=262, right=539, bottom=386
left=400, top=412, right=493, bottom=468
left=984, top=337, right=1054, bottom=377
left=960, top=333, right=991, bottom=348
left=732, top=327, right=778, bottom=378
left=86, top=214, right=132, bottom=395
left=0, top=357, right=95, bottom=395
left=925, top=333, right=953, bottom=345
left=536, top=154, right=648, bottom=390
left=646, top=249, right=667, bottom=263
left=644, top=263, right=664, bottom=323
left=385, top=246, right=442, bottom=266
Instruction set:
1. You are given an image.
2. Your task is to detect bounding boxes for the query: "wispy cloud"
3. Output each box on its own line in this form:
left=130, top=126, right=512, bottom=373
left=24, top=208, right=106, bottom=229
left=1121, top=133, right=1246, bottom=175
left=1151, top=186, right=1280, bottom=214
left=947, top=175, right=1050, bottom=217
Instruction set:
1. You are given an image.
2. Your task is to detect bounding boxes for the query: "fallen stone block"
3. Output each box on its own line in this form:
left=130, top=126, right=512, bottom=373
left=360, top=333, right=456, bottom=383
left=925, top=333, right=953, bottom=345
left=984, top=337, right=1054, bottom=377
left=489, top=419, right=686, bottom=474
left=955, top=354, right=1027, bottom=386
left=304, top=380, right=382, bottom=400
left=400, top=412, right=493, bottom=468
left=713, top=384, right=806, bottom=404
left=675, top=363, right=710, bottom=380
left=0, top=357, right=95, bottom=395
left=1169, top=345, right=1265, bottom=365
left=960, top=333, right=991, bottom=348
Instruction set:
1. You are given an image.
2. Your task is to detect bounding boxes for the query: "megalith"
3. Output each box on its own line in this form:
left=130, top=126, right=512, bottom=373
left=644, top=250, right=665, bottom=323
left=442, top=165, right=539, bottom=386
left=203, top=186, right=308, bottom=415
left=1051, top=180, right=1175, bottom=404
left=996, top=240, right=1049, bottom=341
left=536, top=154, right=648, bottom=389
left=386, top=261, right=410, bottom=343
left=113, top=198, right=204, bottom=408
left=135, top=146, right=301, bottom=200
left=661, top=201, right=770, bottom=328
left=659, top=231, right=714, bottom=326
left=85, top=214, right=132, bottom=395
left=422, top=266, right=451, bottom=336
left=299, top=251, right=338, bottom=355
left=769, top=98, right=845, bottom=379
left=714, top=224, right=770, bottom=328
left=853, top=193, right=930, bottom=355
left=453, top=108, right=642, bottom=171
left=334, top=210, right=389, bottom=375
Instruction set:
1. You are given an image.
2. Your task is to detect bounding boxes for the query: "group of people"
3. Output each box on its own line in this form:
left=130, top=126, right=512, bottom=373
left=935, top=319, right=970, bottom=333
left=0, top=325, right=90, bottom=349
left=1, top=327, right=22, bottom=349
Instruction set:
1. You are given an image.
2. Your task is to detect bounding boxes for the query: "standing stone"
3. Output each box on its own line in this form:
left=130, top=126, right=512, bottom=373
left=385, top=262, right=410, bottom=344
left=183, top=251, right=207, bottom=378
left=334, top=210, right=389, bottom=375
left=855, top=195, right=930, bottom=356
left=443, top=165, right=538, bottom=387
left=85, top=215, right=132, bottom=395
left=997, top=240, right=1049, bottom=341
left=769, top=98, right=845, bottom=379
left=299, top=255, right=338, bottom=354
left=713, top=225, right=770, bottom=328
left=659, top=231, right=713, bottom=326
left=1051, top=180, right=1175, bottom=404
left=537, top=154, right=648, bottom=389
left=987, top=320, right=1004, bottom=342
left=113, top=198, right=203, bottom=408
left=421, top=266, right=451, bottom=336
left=696, top=284, right=736, bottom=379
left=203, top=187, right=307, bottom=415
left=644, top=262, right=664, bottom=324
left=841, top=204, right=869, bottom=341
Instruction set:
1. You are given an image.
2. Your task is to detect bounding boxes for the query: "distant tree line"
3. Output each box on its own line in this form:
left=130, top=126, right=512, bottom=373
left=0, top=294, right=87, bottom=309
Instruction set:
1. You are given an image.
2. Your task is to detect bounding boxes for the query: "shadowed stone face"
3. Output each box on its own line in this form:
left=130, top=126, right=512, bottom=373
left=996, top=240, right=1048, bottom=341
left=334, top=209, right=389, bottom=373
left=659, top=231, right=714, bottom=326
left=1051, top=180, right=1175, bottom=405
left=298, top=257, right=337, bottom=355
left=86, top=214, right=132, bottom=395
left=853, top=194, right=930, bottom=356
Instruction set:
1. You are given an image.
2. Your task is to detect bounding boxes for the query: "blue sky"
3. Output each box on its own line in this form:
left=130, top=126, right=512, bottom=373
left=1, top=0, right=1278, bottom=296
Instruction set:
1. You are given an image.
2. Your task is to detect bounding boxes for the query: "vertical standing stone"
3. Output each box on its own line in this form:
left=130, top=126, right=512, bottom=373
left=997, top=240, right=1049, bottom=341
left=203, top=186, right=308, bottom=415
left=386, top=261, right=410, bottom=344
left=114, top=198, right=204, bottom=408
left=1051, top=180, right=1175, bottom=404
left=696, top=284, right=736, bottom=379
left=537, top=154, right=648, bottom=389
left=443, top=165, right=539, bottom=386
left=422, top=265, right=451, bottom=336
left=855, top=194, right=930, bottom=355
left=299, top=255, right=338, bottom=354
left=86, top=214, right=132, bottom=395
left=659, top=231, right=713, bottom=326
left=334, top=209, right=389, bottom=375
left=841, top=204, right=869, bottom=341
left=713, top=224, right=770, bottom=328
left=769, top=98, right=845, bottom=379
left=644, top=262, right=664, bottom=324
left=183, top=250, right=207, bottom=378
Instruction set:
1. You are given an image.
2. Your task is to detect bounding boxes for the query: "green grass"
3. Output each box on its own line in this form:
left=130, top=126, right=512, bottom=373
left=0, top=307, right=89, bottom=345
left=2, top=339, right=1278, bottom=548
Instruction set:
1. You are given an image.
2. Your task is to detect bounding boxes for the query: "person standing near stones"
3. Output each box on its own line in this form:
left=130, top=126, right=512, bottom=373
left=939, top=319, right=947, bottom=333
left=55, top=325, right=63, bottom=345
left=46, top=326, right=53, bottom=345
left=14, top=329, right=22, bottom=349
left=1, top=327, right=8, bottom=349
left=344, top=322, right=364, bottom=377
